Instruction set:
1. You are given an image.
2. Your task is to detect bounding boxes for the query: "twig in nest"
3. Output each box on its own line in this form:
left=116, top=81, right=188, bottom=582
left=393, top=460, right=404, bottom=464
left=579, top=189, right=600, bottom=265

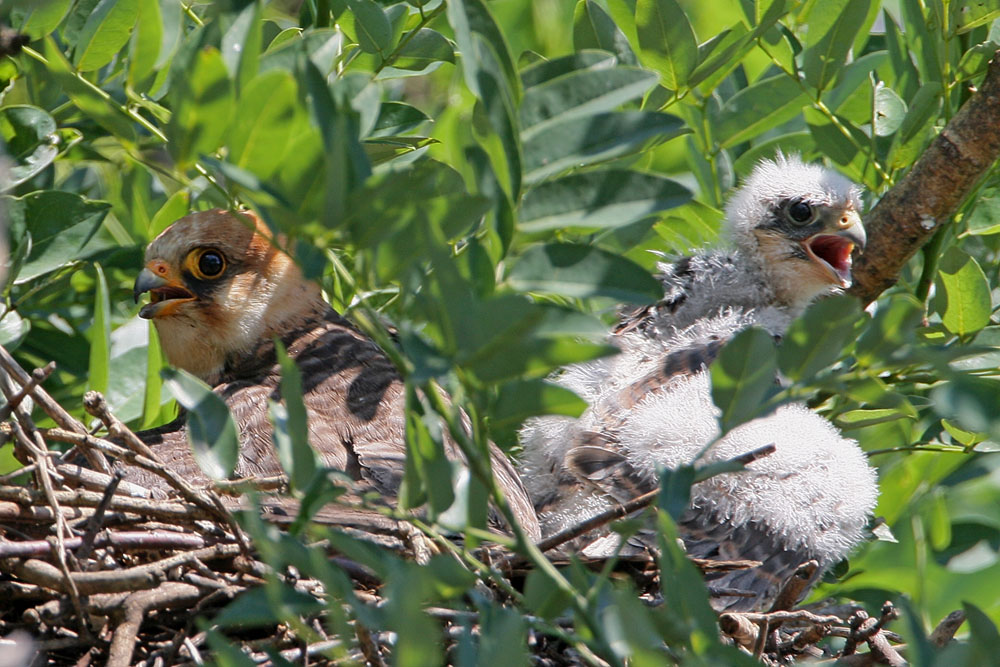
left=841, top=602, right=905, bottom=667
left=0, top=529, right=211, bottom=558
left=0, top=362, right=54, bottom=422
left=0, top=343, right=110, bottom=473
left=83, top=391, right=160, bottom=461
left=107, top=582, right=205, bottom=667
left=11, top=543, right=242, bottom=595
left=929, top=609, right=966, bottom=647
left=76, top=469, right=123, bottom=560
left=40, top=426, right=250, bottom=551
left=0, top=484, right=215, bottom=523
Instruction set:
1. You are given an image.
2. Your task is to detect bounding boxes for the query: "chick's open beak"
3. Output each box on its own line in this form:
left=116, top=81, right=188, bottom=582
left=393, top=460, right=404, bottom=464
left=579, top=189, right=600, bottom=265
left=134, top=263, right=195, bottom=319
left=802, top=210, right=865, bottom=287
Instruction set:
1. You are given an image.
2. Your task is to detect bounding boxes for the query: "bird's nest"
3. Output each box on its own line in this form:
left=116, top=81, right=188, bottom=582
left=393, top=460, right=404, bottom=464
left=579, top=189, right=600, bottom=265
left=0, top=345, right=962, bottom=666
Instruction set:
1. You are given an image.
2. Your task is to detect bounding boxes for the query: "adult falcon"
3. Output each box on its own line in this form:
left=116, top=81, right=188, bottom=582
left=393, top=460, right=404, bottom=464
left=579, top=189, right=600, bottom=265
left=129, top=208, right=540, bottom=541
left=519, top=155, right=878, bottom=611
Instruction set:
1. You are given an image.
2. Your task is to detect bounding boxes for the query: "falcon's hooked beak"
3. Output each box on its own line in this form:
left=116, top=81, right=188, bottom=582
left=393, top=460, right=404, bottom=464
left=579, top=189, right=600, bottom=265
left=801, top=210, right=866, bottom=287
left=134, top=262, right=196, bottom=319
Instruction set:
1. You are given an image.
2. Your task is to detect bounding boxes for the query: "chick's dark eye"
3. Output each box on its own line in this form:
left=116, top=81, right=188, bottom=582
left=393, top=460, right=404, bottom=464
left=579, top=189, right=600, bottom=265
left=198, top=250, right=225, bottom=277
left=787, top=201, right=813, bottom=224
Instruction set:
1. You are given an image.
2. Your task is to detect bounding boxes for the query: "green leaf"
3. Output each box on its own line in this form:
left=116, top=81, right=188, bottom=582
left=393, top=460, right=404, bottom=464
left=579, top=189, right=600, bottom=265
left=141, top=323, right=165, bottom=429
left=935, top=248, right=991, bottom=337
left=733, top=132, right=816, bottom=177
left=4, top=191, right=111, bottom=284
left=804, top=107, right=871, bottom=184
left=227, top=70, right=299, bottom=179
left=270, top=341, right=317, bottom=491
left=301, top=58, right=371, bottom=225
left=0, top=310, right=30, bottom=350
left=446, top=0, right=520, bottom=100
left=508, top=243, right=661, bottom=302
left=519, top=169, right=690, bottom=232
left=166, top=46, right=233, bottom=168
left=0, top=106, right=59, bottom=190
left=930, top=374, right=1000, bottom=441
left=376, top=28, right=454, bottom=77
left=73, top=0, right=140, bottom=72
left=348, top=0, right=391, bottom=54
left=214, top=585, right=324, bottom=628
left=400, top=385, right=455, bottom=515
left=149, top=191, right=189, bottom=237
left=688, top=23, right=755, bottom=90
left=778, top=294, right=862, bottom=381
left=14, top=0, right=73, bottom=39
left=952, top=3, right=1000, bottom=34
left=87, top=264, right=111, bottom=396
left=520, top=66, right=658, bottom=140
left=835, top=408, right=913, bottom=430
left=127, top=0, right=162, bottom=85
left=520, top=50, right=617, bottom=88
left=855, top=294, right=924, bottom=364
left=42, top=38, right=137, bottom=142
left=523, top=568, right=572, bottom=620
left=713, top=74, right=809, bottom=148
left=221, top=0, right=262, bottom=94
left=888, top=83, right=942, bottom=170
left=873, top=83, right=906, bottom=136
left=965, top=189, right=1000, bottom=236
left=710, top=327, right=778, bottom=432
left=801, top=0, right=870, bottom=91
left=635, top=0, right=698, bottom=91
left=572, top=0, right=638, bottom=66
left=370, top=102, right=430, bottom=137
left=161, top=368, right=240, bottom=480
left=492, top=379, right=587, bottom=432
left=965, top=602, right=1000, bottom=663
left=523, top=111, right=687, bottom=183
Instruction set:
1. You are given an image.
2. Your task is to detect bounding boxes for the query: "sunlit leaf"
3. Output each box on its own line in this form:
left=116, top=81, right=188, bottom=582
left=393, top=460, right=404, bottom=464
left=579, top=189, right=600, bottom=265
left=935, top=248, right=991, bottom=337
left=508, top=243, right=662, bottom=302
left=348, top=0, right=392, bottom=54
left=573, top=0, right=638, bottom=66
left=520, top=67, right=658, bottom=138
left=4, top=191, right=111, bottom=284
left=166, top=46, right=233, bottom=167
left=73, top=0, right=139, bottom=72
left=873, top=83, right=907, bottom=136
left=523, top=111, right=687, bottom=183
left=87, top=264, right=111, bottom=396
left=519, top=170, right=690, bottom=232
left=228, top=70, right=299, bottom=179
left=712, top=74, right=809, bottom=147
left=0, top=106, right=59, bottom=190
left=13, top=0, right=73, bottom=39
left=801, top=0, right=869, bottom=91
left=520, top=50, right=616, bottom=88
left=635, top=0, right=698, bottom=91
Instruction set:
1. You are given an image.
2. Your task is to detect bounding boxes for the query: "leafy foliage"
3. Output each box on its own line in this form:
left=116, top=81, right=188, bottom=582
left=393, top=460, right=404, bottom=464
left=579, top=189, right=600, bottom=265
left=3, top=0, right=1000, bottom=662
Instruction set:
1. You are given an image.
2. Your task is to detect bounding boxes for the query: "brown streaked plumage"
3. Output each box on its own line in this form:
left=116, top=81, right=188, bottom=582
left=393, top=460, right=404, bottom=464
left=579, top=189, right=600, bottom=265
left=129, top=209, right=540, bottom=541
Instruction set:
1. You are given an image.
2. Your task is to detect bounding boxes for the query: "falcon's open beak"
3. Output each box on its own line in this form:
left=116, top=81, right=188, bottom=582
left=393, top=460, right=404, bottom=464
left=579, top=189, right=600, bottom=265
left=134, top=262, right=196, bottom=319
left=801, top=210, right=866, bottom=287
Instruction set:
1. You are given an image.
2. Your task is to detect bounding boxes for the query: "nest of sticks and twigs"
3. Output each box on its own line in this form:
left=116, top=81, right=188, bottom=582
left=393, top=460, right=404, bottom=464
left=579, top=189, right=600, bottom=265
left=0, top=346, right=967, bottom=665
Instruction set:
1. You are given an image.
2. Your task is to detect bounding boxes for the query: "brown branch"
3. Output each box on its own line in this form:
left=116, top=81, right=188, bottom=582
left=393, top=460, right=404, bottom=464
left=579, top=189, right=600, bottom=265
left=0, top=344, right=110, bottom=473
left=929, top=609, right=966, bottom=646
left=0, top=485, right=215, bottom=522
left=768, top=560, right=819, bottom=613
left=107, top=582, right=204, bottom=667
left=83, top=391, right=160, bottom=461
left=851, top=50, right=1000, bottom=304
left=0, top=529, right=212, bottom=558
left=11, top=543, right=242, bottom=595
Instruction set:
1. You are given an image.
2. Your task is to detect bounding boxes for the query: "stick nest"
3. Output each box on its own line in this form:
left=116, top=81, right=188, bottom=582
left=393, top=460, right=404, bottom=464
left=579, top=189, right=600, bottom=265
left=0, top=347, right=961, bottom=665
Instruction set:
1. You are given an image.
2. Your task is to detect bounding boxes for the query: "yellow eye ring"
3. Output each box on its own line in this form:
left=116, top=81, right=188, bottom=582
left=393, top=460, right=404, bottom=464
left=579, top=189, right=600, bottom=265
left=188, top=248, right=226, bottom=279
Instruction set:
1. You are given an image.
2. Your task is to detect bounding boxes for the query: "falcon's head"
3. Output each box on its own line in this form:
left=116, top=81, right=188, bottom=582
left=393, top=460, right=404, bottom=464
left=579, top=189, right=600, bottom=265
left=726, top=154, right=866, bottom=308
left=133, top=209, right=326, bottom=383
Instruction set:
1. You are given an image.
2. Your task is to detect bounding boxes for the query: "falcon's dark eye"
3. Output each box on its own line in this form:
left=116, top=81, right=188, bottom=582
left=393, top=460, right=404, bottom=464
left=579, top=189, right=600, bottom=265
left=786, top=200, right=814, bottom=225
left=195, top=250, right=226, bottom=279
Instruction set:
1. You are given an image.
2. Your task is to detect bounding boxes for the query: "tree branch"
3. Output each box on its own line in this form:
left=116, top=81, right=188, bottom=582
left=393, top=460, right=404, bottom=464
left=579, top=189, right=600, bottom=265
left=850, top=50, right=1000, bottom=304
